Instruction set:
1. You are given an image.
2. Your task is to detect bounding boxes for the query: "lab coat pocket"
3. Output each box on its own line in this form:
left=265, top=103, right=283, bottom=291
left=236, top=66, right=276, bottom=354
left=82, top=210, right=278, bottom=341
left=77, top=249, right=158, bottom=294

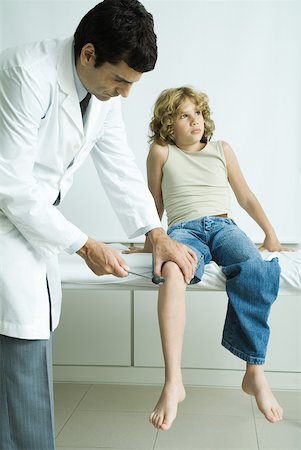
left=0, top=226, right=50, bottom=339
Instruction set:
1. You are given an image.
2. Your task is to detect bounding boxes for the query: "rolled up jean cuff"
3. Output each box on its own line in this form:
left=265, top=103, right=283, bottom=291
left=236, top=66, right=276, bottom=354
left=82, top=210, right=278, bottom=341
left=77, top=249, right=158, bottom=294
left=222, top=338, right=265, bottom=365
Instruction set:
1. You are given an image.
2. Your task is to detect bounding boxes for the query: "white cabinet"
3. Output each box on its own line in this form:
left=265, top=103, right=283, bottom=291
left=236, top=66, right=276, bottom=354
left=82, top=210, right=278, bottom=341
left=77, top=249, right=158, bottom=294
left=134, top=291, right=244, bottom=370
left=134, top=290, right=301, bottom=372
left=53, top=288, right=301, bottom=385
left=53, top=289, right=131, bottom=366
left=265, top=293, right=301, bottom=372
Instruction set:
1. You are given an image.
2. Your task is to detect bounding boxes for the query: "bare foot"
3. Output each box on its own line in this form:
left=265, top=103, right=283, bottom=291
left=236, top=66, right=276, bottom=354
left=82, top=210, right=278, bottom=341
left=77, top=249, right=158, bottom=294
left=149, top=381, right=186, bottom=431
left=242, top=365, right=283, bottom=423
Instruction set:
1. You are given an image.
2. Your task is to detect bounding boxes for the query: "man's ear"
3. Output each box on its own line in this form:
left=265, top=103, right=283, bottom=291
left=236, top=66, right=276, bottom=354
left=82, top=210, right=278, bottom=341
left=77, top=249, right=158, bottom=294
left=80, top=43, right=96, bottom=66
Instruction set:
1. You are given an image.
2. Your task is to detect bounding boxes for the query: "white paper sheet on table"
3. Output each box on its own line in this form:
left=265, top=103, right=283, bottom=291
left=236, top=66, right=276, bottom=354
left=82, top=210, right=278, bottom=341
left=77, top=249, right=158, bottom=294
left=59, top=244, right=301, bottom=294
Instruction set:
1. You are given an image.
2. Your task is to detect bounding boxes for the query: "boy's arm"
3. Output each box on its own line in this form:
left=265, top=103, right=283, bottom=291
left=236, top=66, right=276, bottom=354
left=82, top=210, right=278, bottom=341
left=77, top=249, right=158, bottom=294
left=125, top=143, right=167, bottom=253
left=222, top=141, right=290, bottom=252
left=144, top=143, right=168, bottom=251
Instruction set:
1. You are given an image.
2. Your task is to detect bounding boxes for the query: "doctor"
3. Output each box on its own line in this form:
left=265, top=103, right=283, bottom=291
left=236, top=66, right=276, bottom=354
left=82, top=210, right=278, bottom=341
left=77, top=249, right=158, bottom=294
left=0, top=1, right=197, bottom=449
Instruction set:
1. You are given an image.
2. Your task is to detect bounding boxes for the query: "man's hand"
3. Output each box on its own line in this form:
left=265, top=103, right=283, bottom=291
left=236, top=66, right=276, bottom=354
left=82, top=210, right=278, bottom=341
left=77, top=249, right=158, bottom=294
left=77, top=238, right=129, bottom=277
left=147, top=228, right=198, bottom=284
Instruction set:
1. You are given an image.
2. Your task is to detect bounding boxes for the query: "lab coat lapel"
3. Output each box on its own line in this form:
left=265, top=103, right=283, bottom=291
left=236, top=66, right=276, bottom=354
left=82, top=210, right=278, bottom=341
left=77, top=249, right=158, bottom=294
left=57, top=38, right=84, bottom=136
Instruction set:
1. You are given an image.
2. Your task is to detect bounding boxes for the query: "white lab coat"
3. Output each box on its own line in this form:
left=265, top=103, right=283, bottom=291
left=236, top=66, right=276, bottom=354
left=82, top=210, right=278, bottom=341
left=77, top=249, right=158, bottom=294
left=0, top=37, right=161, bottom=339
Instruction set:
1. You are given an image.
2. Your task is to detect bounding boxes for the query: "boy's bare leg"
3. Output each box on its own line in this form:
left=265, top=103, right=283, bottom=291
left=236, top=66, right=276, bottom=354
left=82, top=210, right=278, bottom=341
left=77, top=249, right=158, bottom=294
left=149, top=261, right=187, bottom=431
left=242, top=363, right=283, bottom=423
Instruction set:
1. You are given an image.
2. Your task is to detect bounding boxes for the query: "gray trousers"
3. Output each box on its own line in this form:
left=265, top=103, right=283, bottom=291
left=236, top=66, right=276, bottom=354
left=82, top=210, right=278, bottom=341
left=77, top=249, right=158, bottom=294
left=0, top=334, right=55, bottom=450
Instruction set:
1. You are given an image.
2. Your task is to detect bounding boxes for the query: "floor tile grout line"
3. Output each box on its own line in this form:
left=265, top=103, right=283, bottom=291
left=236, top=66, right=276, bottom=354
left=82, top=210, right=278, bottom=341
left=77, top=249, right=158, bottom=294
left=152, top=429, right=159, bottom=450
left=55, top=383, right=94, bottom=439
left=54, top=384, right=301, bottom=448
left=55, top=408, right=260, bottom=418
left=55, top=383, right=158, bottom=449
left=250, top=396, right=261, bottom=450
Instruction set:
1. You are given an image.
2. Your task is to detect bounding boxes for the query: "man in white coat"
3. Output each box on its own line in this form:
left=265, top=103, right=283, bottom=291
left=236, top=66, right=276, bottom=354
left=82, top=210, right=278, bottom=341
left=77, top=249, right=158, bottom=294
left=0, top=1, right=197, bottom=448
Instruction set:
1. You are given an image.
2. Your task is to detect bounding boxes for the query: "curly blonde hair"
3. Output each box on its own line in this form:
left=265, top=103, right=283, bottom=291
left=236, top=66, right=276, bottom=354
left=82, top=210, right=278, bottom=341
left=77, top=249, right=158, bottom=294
left=149, top=86, right=215, bottom=146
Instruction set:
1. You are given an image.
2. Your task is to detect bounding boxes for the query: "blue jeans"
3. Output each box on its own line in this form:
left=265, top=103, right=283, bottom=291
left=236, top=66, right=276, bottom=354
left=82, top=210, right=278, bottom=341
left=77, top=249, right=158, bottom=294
left=167, top=216, right=280, bottom=365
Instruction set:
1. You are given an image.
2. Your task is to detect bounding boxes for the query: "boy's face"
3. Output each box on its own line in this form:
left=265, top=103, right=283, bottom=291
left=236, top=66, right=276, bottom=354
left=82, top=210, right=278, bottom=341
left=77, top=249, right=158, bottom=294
left=172, top=98, right=205, bottom=148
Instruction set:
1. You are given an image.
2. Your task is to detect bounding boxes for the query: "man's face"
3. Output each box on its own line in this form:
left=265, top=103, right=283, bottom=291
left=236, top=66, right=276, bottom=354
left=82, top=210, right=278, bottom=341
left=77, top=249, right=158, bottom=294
left=76, top=43, right=142, bottom=101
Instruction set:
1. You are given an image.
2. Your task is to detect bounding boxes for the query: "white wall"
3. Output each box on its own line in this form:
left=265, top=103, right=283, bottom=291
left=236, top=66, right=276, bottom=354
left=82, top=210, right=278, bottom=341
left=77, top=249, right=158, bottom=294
left=1, top=0, right=301, bottom=243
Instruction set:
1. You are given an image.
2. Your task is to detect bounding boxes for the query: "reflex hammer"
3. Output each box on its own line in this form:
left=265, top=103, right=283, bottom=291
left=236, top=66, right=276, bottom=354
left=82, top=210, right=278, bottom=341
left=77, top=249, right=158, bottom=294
left=127, top=270, right=165, bottom=285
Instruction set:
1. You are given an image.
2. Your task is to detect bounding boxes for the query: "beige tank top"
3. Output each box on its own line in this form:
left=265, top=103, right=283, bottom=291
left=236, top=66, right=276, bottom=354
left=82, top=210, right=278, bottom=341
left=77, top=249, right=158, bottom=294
left=162, top=141, right=232, bottom=227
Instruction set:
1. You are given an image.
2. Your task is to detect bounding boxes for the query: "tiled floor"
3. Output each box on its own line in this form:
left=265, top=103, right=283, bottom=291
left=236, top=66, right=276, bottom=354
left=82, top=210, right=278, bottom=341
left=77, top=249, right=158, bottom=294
left=54, top=383, right=301, bottom=450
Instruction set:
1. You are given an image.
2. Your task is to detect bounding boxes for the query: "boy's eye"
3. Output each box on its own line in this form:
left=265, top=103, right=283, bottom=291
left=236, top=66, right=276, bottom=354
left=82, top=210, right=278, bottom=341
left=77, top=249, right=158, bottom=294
left=180, top=114, right=188, bottom=119
left=196, top=111, right=201, bottom=115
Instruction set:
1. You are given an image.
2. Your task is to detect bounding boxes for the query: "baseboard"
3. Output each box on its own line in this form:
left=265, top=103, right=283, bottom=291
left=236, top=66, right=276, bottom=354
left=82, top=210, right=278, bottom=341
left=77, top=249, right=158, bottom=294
left=53, top=365, right=301, bottom=390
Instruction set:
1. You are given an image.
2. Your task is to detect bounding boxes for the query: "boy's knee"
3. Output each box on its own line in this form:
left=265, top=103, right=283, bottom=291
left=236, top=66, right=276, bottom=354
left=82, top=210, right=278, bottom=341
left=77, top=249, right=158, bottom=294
left=223, top=256, right=280, bottom=297
left=245, top=256, right=280, bottom=280
left=224, top=255, right=279, bottom=276
left=162, top=261, right=185, bottom=282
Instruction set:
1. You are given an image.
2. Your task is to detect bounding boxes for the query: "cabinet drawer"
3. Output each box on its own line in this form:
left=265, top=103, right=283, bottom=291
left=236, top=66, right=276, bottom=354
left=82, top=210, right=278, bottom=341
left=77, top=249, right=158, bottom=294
left=53, top=289, right=131, bottom=366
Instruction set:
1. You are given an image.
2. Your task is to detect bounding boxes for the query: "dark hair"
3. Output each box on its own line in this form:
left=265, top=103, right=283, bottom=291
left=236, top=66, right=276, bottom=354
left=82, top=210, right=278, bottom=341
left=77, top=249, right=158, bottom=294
left=74, top=0, right=157, bottom=72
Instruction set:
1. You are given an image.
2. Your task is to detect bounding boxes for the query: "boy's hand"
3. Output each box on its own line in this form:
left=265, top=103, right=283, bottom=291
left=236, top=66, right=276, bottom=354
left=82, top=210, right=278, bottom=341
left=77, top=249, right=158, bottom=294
left=123, top=246, right=152, bottom=254
left=259, top=235, right=294, bottom=252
